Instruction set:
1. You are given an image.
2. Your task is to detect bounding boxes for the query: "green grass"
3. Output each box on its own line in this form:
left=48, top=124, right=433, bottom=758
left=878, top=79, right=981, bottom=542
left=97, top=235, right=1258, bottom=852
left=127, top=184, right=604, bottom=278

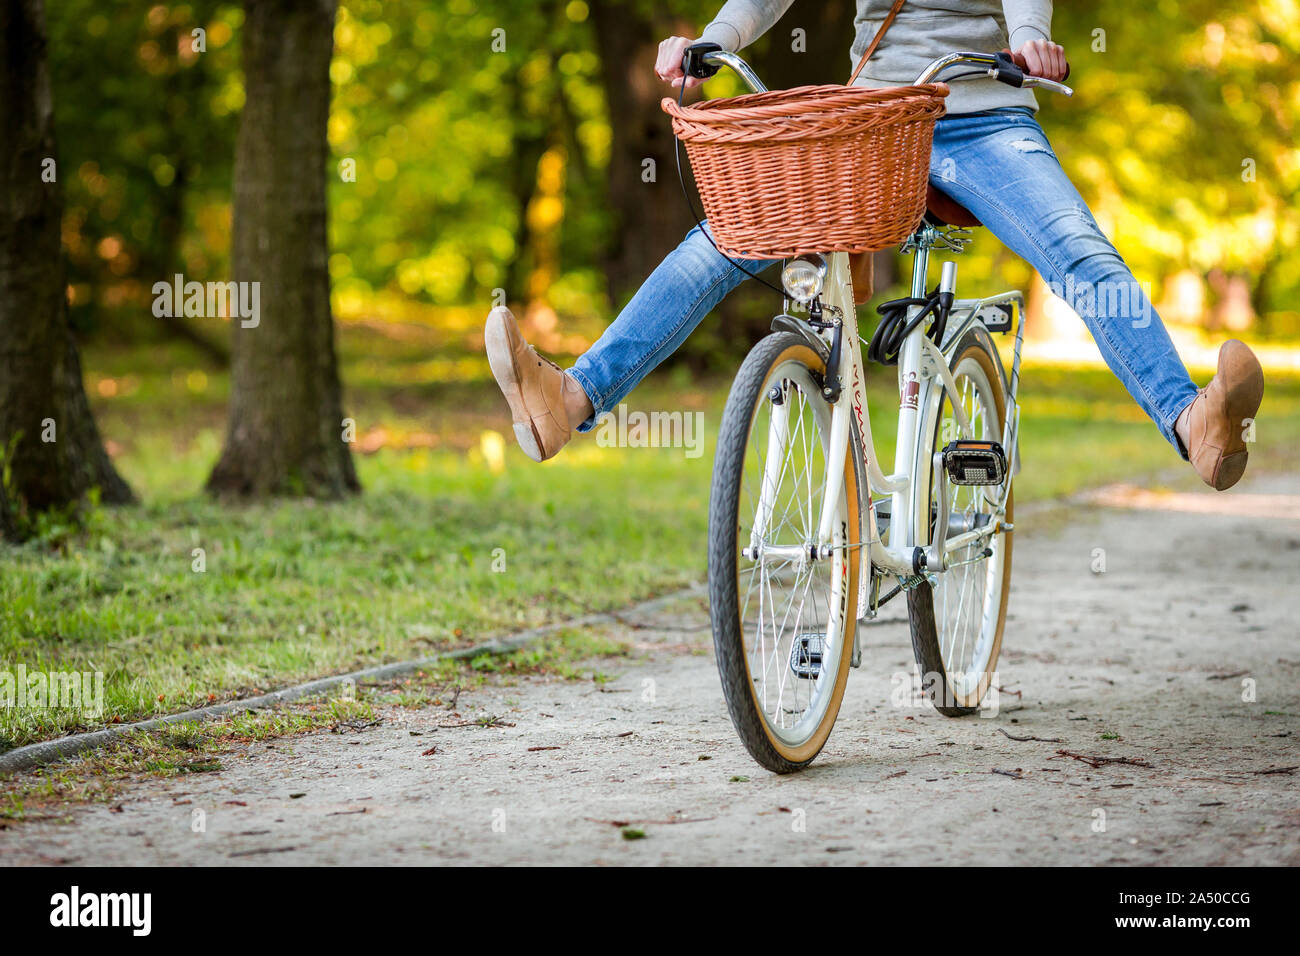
left=3, top=325, right=1299, bottom=751
left=0, top=436, right=709, bottom=749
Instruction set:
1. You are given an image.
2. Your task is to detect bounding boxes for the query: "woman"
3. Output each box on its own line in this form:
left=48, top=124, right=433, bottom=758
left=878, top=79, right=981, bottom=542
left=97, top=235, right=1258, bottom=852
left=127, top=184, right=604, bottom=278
left=484, top=0, right=1264, bottom=491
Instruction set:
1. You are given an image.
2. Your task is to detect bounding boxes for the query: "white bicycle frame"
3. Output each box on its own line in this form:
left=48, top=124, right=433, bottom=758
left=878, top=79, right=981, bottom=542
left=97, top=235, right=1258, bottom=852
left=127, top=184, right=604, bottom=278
left=704, top=50, right=1067, bottom=587
left=811, top=239, right=1025, bottom=580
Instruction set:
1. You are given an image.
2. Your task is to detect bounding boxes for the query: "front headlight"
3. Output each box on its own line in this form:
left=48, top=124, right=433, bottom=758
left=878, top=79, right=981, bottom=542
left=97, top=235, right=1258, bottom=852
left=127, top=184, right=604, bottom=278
left=781, top=254, right=827, bottom=304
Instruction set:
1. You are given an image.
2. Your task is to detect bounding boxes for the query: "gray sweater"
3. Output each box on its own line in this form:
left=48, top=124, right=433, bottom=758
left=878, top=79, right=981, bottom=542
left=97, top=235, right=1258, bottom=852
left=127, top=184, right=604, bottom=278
left=699, top=0, right=1053, bottom=114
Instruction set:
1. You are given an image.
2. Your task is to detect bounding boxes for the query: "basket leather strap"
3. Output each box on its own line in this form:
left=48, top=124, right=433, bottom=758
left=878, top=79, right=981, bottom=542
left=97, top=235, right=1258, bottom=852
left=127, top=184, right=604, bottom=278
left=846, top=1, right=905, bottom=305
left=847, top=0, right=906, bottom=86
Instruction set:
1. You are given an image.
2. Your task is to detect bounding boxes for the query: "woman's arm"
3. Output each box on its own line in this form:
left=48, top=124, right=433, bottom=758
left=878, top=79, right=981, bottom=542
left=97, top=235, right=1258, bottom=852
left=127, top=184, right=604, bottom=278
left=699, top=0, right=797, bottom=53
left=656, top=0, right=795, bottom=89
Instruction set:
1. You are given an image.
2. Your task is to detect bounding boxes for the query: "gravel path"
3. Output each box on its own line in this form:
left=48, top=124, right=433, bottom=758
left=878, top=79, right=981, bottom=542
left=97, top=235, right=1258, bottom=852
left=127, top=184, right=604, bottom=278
left=3, top=472, right=1298, bottom=866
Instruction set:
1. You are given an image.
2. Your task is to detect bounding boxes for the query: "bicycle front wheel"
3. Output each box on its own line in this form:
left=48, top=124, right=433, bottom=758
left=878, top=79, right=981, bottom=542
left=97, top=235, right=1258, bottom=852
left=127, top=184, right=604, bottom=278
left=907, top=326, right=1014, bottom=715
left=708, top=332, right=862, bottom=773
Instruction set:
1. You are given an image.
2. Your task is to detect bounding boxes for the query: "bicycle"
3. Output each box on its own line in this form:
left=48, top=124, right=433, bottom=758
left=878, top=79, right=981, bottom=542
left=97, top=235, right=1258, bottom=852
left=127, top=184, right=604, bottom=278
left=688, top=48, right=1073, bottom=773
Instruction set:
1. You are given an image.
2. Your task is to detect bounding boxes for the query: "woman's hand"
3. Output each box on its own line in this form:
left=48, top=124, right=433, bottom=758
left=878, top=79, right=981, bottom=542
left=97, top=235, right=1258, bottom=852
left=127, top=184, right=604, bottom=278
left=1014, top=37, right=1068, bottom=81
left=656, top=35, right=704, bottom=89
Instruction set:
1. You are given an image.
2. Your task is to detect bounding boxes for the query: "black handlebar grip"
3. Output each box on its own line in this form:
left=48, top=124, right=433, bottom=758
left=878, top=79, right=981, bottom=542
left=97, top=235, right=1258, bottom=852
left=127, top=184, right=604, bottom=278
left=682, top=41, right=723, bottom=80
left=992, top=50, right=1025, bottom=87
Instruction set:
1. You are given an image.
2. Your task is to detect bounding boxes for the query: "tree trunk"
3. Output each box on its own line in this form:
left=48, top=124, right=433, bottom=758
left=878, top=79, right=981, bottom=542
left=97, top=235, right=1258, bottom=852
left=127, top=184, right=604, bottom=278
left=752, top=0, right=856, bottom=89
left=148, top=155, right=232, bottom=366
left=206, top=0, right=358, bottom=498
left=589, top=2, right=699, bottom=305
left=0, top=0, right=132, bottom=539
left=503, top=67, right=551, bottom=306
left=142, top=23, right=230, bottom=367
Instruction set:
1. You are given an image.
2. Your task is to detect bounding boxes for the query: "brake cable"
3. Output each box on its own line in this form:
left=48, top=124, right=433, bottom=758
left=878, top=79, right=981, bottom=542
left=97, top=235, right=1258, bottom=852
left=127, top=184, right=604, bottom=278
left=672, top=77, right=789, bottom=298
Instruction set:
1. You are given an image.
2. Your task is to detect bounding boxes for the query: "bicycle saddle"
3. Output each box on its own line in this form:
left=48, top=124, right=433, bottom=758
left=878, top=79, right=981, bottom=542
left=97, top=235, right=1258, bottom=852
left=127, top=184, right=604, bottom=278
left=925, top=183, right=982, bottom=228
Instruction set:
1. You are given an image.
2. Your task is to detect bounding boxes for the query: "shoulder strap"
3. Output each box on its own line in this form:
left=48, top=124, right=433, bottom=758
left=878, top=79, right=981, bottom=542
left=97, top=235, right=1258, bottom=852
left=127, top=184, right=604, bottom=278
left=847, top=0, right=906, bottom=86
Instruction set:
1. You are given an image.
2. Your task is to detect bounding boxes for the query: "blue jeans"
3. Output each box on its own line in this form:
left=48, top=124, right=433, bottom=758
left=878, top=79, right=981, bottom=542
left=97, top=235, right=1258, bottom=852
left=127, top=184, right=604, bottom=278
left=569, top=108, right=1198, bottom=452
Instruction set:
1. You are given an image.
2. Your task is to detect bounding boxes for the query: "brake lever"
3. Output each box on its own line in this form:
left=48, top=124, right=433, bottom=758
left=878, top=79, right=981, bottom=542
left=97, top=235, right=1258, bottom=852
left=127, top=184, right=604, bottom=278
left=1024, top=76, right=1073, bottom=97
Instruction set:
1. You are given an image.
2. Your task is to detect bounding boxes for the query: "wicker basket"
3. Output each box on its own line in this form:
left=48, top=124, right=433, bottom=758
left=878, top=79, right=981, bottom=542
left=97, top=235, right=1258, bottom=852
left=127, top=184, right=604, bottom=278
left=661, top=82, right=948, bottom=259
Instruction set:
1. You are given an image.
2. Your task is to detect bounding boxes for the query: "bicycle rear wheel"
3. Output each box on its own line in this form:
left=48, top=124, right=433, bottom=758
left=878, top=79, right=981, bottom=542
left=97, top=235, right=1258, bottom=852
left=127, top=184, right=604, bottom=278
left=907, top=326, right=1014, bottom=715
left=708, top=332, right=862, bottom=773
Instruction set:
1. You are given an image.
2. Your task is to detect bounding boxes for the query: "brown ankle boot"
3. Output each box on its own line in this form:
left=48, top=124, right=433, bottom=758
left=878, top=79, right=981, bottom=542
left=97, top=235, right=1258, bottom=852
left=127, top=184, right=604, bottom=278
left=1184, top=339, right=1264, bottom=490
left=484, top=306, right=588, bottom=462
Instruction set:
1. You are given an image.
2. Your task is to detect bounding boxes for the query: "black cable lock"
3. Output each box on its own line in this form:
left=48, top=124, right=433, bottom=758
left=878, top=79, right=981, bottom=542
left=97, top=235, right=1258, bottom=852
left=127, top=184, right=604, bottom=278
left=866, top=284, right=952, bottom=366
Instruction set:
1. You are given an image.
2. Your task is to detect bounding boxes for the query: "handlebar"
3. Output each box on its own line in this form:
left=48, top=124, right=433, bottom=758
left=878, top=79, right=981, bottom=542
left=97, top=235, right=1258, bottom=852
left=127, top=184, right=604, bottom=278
left=913, top=50, right=1072, bottom=96
left=683, top=44, right=1072, bottom=98
left=684, top=43, right=769, bottom=93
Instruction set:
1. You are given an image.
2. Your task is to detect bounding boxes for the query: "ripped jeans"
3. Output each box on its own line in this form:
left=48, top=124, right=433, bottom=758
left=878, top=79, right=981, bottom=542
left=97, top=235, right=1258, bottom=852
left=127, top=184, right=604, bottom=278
left=568, top=107, right=1199, bottom=453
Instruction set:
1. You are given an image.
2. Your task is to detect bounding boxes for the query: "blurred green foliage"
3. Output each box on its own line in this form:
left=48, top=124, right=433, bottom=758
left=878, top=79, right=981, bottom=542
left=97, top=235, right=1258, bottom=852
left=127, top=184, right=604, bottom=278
left=1049, top=1, right=1300, bottom=331
left=44, top=0, right=1300, bottom=355
left=328, top=1, right=602, bottom=311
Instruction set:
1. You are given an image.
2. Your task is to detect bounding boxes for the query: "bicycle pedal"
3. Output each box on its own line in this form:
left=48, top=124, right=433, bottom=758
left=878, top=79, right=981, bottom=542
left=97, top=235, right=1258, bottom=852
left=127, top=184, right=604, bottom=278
left=789, top=632, right=825, bottom=679
left=941, top=439, right=1008, bottom=486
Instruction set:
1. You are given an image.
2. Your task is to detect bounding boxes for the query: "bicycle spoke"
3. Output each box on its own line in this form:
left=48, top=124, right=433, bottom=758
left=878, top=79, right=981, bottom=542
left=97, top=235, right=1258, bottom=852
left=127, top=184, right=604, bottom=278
left=930, top=357, right=1005, bottom=694
left=734, top=358, right=848, bottom=740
